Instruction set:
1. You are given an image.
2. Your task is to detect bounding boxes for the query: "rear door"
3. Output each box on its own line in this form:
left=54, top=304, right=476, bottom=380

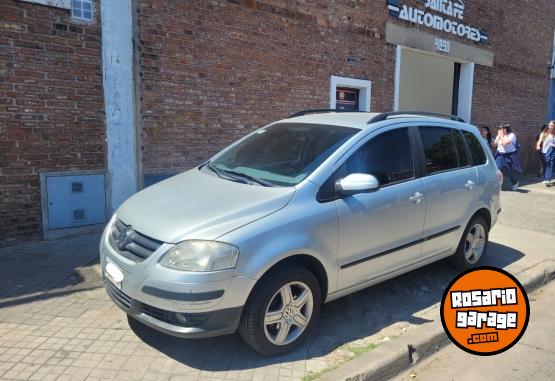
left=416, top=126, right=478, bottom=259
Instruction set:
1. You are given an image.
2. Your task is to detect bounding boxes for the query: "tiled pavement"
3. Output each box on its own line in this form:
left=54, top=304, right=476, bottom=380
left=0, top=232, right=465, bottom=381
left=0, top=177, right=553, bottom=381
left=0, top=234, right=101, bottom=303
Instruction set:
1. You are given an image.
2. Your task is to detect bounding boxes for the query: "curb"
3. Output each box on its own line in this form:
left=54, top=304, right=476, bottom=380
left=318, top=259, right=555, bottom=381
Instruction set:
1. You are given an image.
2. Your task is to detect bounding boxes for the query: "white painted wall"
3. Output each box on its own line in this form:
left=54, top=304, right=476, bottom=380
left=458, top=63, right=474, bottom=123
left=394, top=46, right=474, bottom=122
left=101, top=0, right=138, bottom=212
left=394, top=45, right=402, bottom=111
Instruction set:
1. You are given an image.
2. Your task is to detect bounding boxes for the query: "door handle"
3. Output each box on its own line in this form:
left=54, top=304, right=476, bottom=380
left=464, top=180, right=476, bottom=190
left=409, top=192, right=424, bottom=204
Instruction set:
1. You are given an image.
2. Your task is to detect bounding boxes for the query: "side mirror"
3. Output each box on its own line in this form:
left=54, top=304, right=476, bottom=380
left=335, top=173, right=379, bottom=196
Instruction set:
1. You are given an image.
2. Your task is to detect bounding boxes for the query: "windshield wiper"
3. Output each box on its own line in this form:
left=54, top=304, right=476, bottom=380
left=220, top=169, right=275, bottom=187
left=206, top=163, right=249, bottom=184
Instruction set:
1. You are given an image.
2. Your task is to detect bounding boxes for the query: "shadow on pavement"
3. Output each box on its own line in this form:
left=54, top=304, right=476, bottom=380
left=0, top=233, right=102, bottom=305
left=480, top=242, right=525, bottom=268
left=128, top=242, right=524, bottom=371
left=0, top=283, right=101, bottom=309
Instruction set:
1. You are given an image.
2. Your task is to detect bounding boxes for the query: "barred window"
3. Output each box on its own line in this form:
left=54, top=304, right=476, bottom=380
left=72, top=0, right=93, bottom=21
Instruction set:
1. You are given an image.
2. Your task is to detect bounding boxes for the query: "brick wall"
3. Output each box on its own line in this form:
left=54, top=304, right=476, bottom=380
left=0, top=0, right=105, bottom=244
left=138, top=0, right=555, bottom=175
left=138, top=0, right=395, bottom=174
left=2, top=0, right=554, bottom=243
left=467, top=1, right=555, bottom=170
left=388, top=0, right=555, bottom=169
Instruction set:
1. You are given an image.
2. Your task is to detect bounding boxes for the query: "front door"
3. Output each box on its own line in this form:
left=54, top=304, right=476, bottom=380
left=335, top=127, right=426, bottom=291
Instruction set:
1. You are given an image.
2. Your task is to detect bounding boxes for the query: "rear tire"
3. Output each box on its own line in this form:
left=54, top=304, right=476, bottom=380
left=239, top=263, right=321, bottom=356
left=451, top=215, right=489, bottom=270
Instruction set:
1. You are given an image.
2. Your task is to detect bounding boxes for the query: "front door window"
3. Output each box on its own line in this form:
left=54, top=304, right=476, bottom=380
left=338, top=127, right=415, bottom=186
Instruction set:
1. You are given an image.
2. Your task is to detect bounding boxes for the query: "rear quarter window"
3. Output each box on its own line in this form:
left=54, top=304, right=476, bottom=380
left=462, top=130, right=487, bottom=165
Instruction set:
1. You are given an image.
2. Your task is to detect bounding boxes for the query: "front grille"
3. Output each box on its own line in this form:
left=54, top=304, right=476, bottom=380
left=109, top=218, right=163, bottom=262
left=104, top=280, right=209, bottom=327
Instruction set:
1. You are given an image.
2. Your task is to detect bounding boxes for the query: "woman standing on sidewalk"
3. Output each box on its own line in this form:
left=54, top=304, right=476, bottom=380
left=535, top=125, right=548, bottom=177
left=480, top=126, right=494, bottom=153
left=494, top=124, right=522, bottom=191
left=537, top=121, right=555, bottom=186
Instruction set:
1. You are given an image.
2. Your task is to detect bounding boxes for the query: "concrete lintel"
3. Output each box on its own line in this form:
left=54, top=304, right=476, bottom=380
left=386, top=23, right=495, bottom=67
left=17, top=0, right=71, bottom=9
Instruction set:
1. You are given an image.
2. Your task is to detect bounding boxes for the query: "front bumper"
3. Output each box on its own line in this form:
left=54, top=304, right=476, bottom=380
left=99, top=219, right=256, bottom=338
left=104, top=278, right=243, bottom=338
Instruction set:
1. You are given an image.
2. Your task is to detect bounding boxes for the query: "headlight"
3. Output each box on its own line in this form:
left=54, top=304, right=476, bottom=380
left=100, top=214, right=117, bottom=252
left=159, top=240, right=239, bottom=272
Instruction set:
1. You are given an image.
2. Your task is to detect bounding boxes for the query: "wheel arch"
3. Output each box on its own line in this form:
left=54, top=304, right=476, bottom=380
left=253, top=254, right=329, bottom=303
left=470, top=207, right=492, bottom=230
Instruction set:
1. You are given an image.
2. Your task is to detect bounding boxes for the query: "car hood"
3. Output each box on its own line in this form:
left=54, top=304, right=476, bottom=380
left=116, top=168, right=296, bottom=243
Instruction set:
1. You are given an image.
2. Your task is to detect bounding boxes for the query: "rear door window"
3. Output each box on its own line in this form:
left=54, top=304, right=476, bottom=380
left=418, top=127, right=460, bottom=175
left=451, top=129, right=471, bottom=167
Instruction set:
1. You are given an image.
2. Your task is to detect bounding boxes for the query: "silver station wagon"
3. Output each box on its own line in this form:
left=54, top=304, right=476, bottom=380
left=100, top=110, right=502, bottom=356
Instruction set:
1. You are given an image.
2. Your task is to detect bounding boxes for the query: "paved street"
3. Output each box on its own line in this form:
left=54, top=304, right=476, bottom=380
left=392, top=280, right=555, bottom=381
left=0, top=177, right=553, bottom=381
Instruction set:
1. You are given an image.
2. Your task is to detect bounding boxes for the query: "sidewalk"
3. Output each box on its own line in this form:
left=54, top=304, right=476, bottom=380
left=0, top=233, right=101, bottom=306
left=391, top=280, right=555, bottom=381
left=0, top=178, right=553, bottom=381
left=318, top=178, right=555, bottom=381
left=318, top=226, right=555, bottom=381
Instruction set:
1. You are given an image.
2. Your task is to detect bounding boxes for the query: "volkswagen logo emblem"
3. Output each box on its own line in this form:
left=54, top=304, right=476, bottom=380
left=116, top=227, right=133, bottom=251
left=283, top=305, right=295, bottom=320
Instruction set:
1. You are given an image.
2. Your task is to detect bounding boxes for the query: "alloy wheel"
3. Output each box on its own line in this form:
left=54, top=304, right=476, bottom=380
left=263, top=281, right=314, bottom=346
left=464, top=223, right=486, bottom=264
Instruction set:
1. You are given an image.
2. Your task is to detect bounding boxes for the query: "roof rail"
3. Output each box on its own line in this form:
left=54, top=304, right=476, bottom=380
left=289, top=109, right=363, bottom=118
left=367, top=111, right=466, bottom=124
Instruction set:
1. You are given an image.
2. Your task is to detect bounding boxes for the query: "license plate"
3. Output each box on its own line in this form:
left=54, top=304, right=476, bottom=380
left=105, top=259, right=124, bottom=290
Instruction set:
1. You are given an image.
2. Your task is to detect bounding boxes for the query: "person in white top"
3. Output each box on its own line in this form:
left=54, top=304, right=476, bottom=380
left=494, top=125, right=521, bottom=191
left=536, top=120, right=555, bottom=186
left=495, top=126, right=517, bottom=153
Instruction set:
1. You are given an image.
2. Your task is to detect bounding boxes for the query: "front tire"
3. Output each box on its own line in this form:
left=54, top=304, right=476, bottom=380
left=451, top=215, right=489, bottom=270
left=239, top=263, right=321, bottom=356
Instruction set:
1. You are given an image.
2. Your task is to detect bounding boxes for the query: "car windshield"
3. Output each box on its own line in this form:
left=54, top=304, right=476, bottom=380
left=206, top=123, right=358, bottom=187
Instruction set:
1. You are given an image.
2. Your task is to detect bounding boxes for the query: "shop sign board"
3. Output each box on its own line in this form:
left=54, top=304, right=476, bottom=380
left=387, top=0, right=488, bottom=44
